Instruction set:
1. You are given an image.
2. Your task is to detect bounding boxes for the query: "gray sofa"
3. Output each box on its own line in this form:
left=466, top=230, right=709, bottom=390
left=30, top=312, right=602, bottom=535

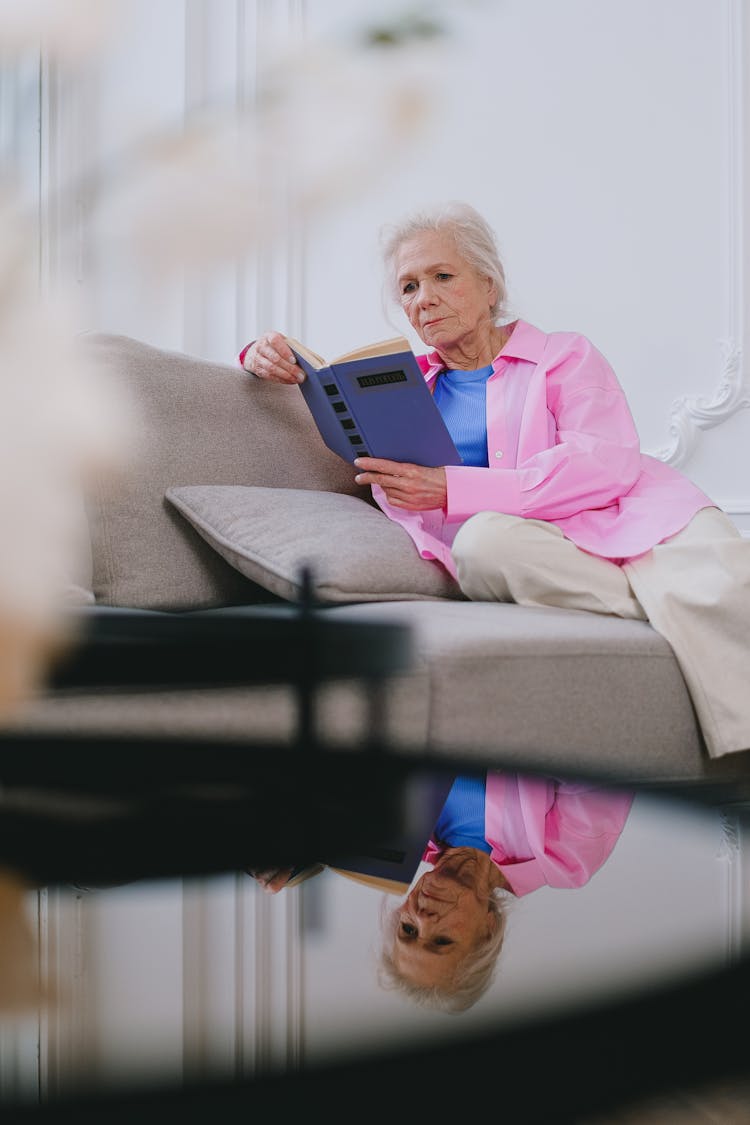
left=7, top=332, right=748, bottom=788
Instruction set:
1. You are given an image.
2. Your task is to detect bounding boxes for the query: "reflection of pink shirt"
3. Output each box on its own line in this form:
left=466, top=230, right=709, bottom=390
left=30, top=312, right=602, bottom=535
left=372, top=320, right=714, bottom=578
left=422, top=773, right=634, bottom=896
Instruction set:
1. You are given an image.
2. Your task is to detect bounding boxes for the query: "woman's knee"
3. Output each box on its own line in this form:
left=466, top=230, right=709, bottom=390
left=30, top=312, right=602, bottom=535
left=451, top=512, right=527, bottom=597
left=453, top=512, right=514, bottom=567
left=452, top=511, right=535, bottom=565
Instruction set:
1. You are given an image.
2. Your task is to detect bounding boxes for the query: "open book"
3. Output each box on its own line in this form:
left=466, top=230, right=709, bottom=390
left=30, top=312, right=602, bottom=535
left=286, top=335, right=462, bottom=467
left=277, top=771, right=456, bottom=895
left=321, top=770, right=456, bottom=891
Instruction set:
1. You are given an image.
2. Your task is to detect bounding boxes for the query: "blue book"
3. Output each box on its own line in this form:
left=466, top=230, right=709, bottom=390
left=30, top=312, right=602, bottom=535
left=272, top=772, right=456, bottom=896
left=287, top=334, right=462, bottom=467
left=322, top=770, right=456, bottom=891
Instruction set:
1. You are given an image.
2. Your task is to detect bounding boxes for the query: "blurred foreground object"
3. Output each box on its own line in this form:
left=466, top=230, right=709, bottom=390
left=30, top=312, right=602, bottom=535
left=0, top=0, right=476, bottom=716
left=0, top=192, right=132, bottom=721
left=0, top=865, right=48, bottom=1013
left=0, top=0, right=123, bottom=59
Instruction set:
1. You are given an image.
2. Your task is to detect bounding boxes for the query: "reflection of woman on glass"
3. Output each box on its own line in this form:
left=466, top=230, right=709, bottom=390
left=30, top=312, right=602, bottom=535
left=377, top=772, right=633, bottom=1013
left=249, top=771, right=633, bottom=1014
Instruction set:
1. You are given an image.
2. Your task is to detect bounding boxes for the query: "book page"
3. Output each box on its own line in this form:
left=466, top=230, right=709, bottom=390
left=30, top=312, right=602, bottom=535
left=285, top=337, right=326, bottom=369
left=328, top=868, right=410, bottom=895
left=333, top=336, right=411, bottom=364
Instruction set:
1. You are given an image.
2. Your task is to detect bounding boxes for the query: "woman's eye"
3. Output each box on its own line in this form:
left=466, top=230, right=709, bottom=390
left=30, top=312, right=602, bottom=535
left=433, top=937, right=453, bottom=947
left=436, top=272, right=452, bottom=281
left=401, top=281, right=416, bottom=294
left=400, top=922, right=417, bottom=937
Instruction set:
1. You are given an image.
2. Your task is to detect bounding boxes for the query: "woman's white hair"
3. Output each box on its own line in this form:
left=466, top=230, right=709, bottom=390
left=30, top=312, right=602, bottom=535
left=375, top=886, right=513, bottom=1015
left=379, top=200, right=510, bottom=323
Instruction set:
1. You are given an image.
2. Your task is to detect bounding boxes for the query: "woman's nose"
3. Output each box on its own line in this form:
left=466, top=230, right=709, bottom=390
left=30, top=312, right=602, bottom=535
left=416, top=899, right=439, bottom=918
left=416, top=281, right=438, bottom=306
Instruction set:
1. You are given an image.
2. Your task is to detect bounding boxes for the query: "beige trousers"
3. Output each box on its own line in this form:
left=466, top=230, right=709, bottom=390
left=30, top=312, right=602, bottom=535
left=451, top=506, right=750, bottom=759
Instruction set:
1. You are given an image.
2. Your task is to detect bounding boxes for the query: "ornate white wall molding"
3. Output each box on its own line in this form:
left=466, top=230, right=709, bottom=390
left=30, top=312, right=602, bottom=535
left=650, top=340, right=749, bottom=466
left=650, top=0, right=746, bottom=469
left=37, top=887, right=96, bottom=1100
left=39, top=55, right=95, bottom=298
left=236, top=0, right=309, bottom=349
left=179, top=0, right=308, bottom=359
left=717, top=811, right=747, bottom=962
left=182, top=0, right=308, bottom=1072
left=181, top=873, right=301, bottom=1079
left=0, top=1019, right=37, bottom=1103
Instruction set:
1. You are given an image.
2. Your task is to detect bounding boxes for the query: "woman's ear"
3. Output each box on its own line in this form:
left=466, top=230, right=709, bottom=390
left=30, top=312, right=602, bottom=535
left=484, top=906, right=499, bottom=939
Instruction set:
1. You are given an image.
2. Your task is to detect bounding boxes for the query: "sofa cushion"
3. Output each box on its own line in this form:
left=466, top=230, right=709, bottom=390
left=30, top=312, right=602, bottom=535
left=81, top=333, right=366, bottom=611
left=322, top=600, right=708, bottom=783
left=165, top=485, right=462, bottom=603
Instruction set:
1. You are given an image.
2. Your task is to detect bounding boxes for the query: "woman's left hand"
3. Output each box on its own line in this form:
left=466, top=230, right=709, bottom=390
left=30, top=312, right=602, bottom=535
left=354, top=457, right=447, bottom=510
left=246, top=866, right=295, bottom=893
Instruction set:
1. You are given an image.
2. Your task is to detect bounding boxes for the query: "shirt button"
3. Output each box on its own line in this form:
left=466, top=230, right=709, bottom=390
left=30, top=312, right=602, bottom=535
left=494, top=450, right=504, bottom=459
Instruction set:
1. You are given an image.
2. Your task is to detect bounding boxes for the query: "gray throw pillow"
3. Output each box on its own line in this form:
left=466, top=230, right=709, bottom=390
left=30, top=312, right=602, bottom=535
left=165, top=485, right=463, bottom=603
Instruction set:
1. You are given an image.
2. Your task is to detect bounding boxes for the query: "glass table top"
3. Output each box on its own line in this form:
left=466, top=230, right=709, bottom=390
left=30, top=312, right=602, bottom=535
left=2, top=763, right=747, bottom=1121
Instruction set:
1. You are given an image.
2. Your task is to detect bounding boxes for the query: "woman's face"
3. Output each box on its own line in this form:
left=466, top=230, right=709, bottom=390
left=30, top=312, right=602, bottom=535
left=392, top=848, right=496, bottom=990
left=395, top=231, right=496, bottom=356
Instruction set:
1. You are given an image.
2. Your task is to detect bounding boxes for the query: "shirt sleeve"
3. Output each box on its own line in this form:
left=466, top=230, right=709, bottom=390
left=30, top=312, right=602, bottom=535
left=237, top=342, right=254, bottom=370
left=487, top=775, right=634, bottom=896
left=443, top=336, right=643, bottom=524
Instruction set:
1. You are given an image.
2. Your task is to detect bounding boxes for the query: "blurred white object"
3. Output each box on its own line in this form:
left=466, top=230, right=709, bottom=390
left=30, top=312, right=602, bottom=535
left=0, top=2, right=455, bottom=716
left=0, top=193, right=132, bottom=718
left=0, top=0, right=123, bottom=59
left=0, top=866, right=47, bottom=1013
left=97, top=33, right=441, bottom=276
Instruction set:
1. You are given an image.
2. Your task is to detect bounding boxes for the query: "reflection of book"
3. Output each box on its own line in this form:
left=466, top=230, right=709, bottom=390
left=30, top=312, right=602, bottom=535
left=286, top=335, right=462, bottom=467
left=322, top=771, right=456, bottom=894
left=277, top=774, right=455, bottom=897
left=286, top=863, right=325, bottom=888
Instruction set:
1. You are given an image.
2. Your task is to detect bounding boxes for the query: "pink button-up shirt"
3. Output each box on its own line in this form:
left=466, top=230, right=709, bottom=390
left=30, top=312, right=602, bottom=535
left=422, top=772, right=634, bottom=896
left=372, top=320, right=714, bottom=577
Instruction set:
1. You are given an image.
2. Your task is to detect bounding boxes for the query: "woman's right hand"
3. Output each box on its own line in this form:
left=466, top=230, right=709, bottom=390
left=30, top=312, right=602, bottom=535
left=242, top=331, right=304, bottom=384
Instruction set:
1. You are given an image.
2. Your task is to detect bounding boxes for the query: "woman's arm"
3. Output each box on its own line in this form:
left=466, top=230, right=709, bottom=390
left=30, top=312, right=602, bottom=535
left=445, top=336, right=643, bottom=524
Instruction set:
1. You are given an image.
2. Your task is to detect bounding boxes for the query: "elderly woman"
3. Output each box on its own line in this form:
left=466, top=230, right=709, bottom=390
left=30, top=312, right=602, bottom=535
left=241, top=199, right=750, bottom=764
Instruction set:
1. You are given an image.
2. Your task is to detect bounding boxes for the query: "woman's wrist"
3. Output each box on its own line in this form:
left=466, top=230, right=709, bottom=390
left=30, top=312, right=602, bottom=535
left=238, top=341, right=256, bottom=371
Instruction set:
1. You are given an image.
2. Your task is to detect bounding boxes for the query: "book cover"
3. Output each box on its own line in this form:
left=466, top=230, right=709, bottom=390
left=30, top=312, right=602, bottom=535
left=321, top=770, right=456, bottom=890
left=287, top=335, right=462, bottom=468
